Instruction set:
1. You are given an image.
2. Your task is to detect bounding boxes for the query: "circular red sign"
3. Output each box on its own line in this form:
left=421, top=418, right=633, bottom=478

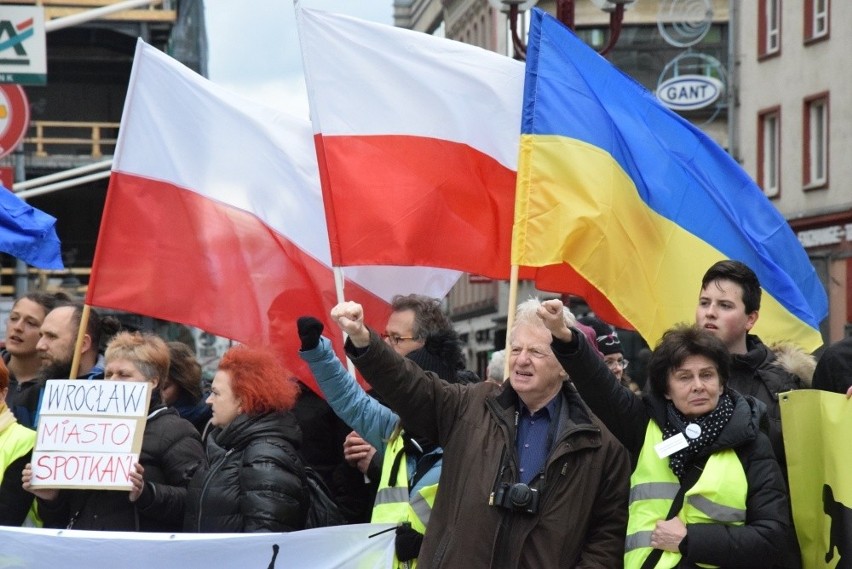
left=0, top=85, right=30, bottom=160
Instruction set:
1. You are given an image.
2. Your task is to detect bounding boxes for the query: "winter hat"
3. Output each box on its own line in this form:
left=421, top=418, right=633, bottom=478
left=579, top=317, right=622, bottom=356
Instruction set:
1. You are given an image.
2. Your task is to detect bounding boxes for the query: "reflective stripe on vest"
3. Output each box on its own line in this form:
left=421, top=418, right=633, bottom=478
left=0, top=420, right=41, bottom=527
left=624, top=421, right=747, bottom=569
left=371, top=433, right=438, bottom=569
left=371, top=432, right=437, bottom=534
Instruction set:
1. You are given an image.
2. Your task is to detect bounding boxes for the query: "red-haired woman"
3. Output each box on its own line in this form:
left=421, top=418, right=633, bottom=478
left=183, top=344, right=308, bottom=532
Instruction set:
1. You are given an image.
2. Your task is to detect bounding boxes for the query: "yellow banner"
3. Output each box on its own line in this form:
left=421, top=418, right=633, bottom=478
left=780, top=390, right=852, bottom=569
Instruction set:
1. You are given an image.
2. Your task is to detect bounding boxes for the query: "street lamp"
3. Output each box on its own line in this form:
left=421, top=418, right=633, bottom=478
left=488, top=0, right=636, bottom=59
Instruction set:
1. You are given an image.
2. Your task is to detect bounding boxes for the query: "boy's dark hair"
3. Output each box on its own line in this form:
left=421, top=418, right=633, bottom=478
left=700, top=260, right=762, bottom=314
left=647, top=324, right=731, bottom=398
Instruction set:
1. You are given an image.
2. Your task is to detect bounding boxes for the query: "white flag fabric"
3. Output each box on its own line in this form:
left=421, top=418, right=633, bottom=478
left=86, top=40, right=459, bottom=391
left=0, top=523, right=394, bottom=568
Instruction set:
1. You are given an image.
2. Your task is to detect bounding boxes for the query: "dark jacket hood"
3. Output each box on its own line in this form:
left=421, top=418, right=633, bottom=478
left=405, top=327, right=466, bottom=383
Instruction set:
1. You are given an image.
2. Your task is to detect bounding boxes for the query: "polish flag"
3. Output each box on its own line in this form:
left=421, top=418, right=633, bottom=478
left=86, top=40, right=460, bottom=391
left=298, top=9, right=630, bottom=328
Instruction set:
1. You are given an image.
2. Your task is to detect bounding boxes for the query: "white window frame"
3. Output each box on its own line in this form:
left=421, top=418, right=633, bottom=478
left=766, top=0, right=781, bottom=54
left=760, top=112, right=780, bottom=197
left=806, top=99, right=828, bottom=187
left=812, top=0, right=829, bottom=39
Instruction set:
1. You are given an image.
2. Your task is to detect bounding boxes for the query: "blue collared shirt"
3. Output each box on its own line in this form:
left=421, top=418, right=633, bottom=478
left=516, top=393, right=562, bottom=485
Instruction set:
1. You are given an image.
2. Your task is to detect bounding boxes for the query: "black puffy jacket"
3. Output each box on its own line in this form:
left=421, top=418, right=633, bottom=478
left=183, top=411, right=308, bottom=533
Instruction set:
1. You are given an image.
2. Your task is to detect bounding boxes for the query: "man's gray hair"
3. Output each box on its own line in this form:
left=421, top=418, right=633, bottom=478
left=486, top=349, right=505, bottom=383
left=509, top=297, right=576, bottom=343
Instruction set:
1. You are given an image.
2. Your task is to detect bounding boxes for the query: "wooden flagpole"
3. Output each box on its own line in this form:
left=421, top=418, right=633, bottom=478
left=68, top=304, right=91, bottom=379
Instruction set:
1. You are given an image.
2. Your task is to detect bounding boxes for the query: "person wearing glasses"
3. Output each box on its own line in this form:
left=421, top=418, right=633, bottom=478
left=545, top=299, right=797, bottom=568
left=581, top=316, right=640, bottom=394
left=298, top=294, right=470, bottom=568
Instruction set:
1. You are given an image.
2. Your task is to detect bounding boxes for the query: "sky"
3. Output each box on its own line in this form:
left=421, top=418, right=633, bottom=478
left=204, top=0, right=392, bottom=118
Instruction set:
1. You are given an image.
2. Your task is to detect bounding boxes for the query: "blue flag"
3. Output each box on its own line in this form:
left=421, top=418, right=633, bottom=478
left=513, top=9, right=827, bottom=351
left=0, top=186, right=63, bottom=269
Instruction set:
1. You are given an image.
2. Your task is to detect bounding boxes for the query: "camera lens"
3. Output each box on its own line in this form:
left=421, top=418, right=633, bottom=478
left=509, top=484, right=533, bottom=507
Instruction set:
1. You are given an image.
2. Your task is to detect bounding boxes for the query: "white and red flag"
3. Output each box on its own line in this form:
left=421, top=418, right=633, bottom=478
left=297, top=9, right=630, bottom=327
left=86, top=40, right=459, bottom=390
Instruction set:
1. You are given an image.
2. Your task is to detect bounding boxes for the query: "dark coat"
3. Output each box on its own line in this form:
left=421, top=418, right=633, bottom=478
left=38, top=406, right=204, bottom=531
left=3, top=349, right=41, bottom=429
left=346, top=331, right=631, bottom=569
left=727, top=335, right=806, bottom=468
left=556, top=331, right=799, bottom=568
left=812, top=336, right=852, bottom=394
left=183, top=411, right=308, bottom=533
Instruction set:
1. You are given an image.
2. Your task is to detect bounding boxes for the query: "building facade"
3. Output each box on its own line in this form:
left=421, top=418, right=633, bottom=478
left=736, top=0, right=851, bottom=342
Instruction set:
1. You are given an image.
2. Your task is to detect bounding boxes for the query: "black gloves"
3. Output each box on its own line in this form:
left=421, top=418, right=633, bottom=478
left=297, top=316, right=324, bottom=351
left=395, top=522, right=423, bottom=562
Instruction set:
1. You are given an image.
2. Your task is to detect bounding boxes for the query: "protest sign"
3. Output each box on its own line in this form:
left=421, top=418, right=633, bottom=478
left=30, top=380, right=150, bottom=490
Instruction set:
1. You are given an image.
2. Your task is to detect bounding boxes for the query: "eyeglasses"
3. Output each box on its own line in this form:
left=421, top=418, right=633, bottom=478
left=381, top=333, right=416, bottom=346
left=605, top=358, right=629, bottom=370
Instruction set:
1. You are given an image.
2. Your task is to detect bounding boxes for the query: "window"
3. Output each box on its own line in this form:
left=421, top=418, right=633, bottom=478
left=805, top=0, right=830, bottom=43
left=803, top=94, right=829, bottom=189
left=758, top=108, right=781, bottom=198
left=759, top=0, right=781, bottom=58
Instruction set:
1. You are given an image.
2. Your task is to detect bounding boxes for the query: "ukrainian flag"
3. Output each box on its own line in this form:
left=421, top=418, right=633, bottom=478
left=512, top=9, right=827, bottom=351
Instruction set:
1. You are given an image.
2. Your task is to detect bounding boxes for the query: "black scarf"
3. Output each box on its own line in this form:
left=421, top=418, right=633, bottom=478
left=662, top=391, right=735, bottom=479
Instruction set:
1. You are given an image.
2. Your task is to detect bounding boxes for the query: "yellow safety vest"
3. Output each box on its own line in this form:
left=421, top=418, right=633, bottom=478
left=372, top=432, right=439, bottom=569
left=624, top=421, right=747, bottom=569
left=0, top=420, right=41, bottom=527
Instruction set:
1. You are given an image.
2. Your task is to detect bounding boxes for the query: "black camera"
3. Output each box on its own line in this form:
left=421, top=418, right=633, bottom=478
left=492, top=482, right=540, bottom=515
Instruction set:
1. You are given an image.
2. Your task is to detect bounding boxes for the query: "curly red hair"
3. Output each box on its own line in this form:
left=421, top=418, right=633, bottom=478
left=217, top=344, right=299, bottom=415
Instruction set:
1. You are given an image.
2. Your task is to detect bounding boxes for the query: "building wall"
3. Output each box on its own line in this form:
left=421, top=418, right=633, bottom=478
left=738, top=1, right=852, bottom=342
left=738, top=0, right=852, bottom=219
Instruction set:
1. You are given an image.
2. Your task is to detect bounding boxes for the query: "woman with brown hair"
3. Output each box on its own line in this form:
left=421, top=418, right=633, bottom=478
left=160, top=341, right=211, bottom=434
left=183, top=344, right=308, bottom=533
left=23, top=331, right=204, bottom=532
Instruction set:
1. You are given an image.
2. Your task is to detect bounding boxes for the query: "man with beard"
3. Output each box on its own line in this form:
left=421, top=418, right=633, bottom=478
left=39, top=302, right=122, bottom=375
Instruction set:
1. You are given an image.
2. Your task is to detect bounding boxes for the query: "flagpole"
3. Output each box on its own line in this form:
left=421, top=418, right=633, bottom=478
left=333, top=266, right=356, bottom=375
left=504, top=265, right=520, bottom=379
left=69, top=304, right=92, bottom=379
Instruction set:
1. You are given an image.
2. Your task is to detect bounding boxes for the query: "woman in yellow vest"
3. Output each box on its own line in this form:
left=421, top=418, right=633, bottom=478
left=0, top=359, right=38, bottom=525
left=537, top=301, right=798, bottom=569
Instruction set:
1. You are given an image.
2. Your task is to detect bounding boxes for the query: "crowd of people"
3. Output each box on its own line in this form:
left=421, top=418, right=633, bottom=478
left=0, top=259, right=849, bottom=568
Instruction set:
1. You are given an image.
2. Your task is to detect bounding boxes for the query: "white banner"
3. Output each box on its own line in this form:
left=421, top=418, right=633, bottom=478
left=0, top=523, right=395, bottom=569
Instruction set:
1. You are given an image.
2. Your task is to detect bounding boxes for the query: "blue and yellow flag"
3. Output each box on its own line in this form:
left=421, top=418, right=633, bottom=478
left=780, top=390, right=852, bottom=569
left=512, top=9, right=826, bottom=351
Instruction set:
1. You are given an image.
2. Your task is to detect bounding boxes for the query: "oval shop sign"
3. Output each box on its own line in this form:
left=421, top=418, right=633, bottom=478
left=656, top=75, right=723, bottom=111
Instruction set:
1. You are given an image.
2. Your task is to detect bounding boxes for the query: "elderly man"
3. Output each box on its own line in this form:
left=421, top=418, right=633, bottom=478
left=331, top=298, right=630, bottom=568
left=300, top=294, right=470, bottom=567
